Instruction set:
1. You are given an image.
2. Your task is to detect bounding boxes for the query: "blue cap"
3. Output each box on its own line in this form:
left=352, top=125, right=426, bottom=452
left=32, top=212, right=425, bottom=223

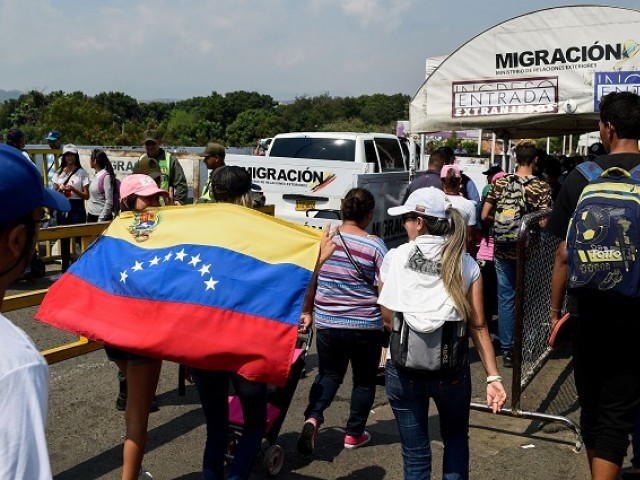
left=45, top=130, right=61, bottom=141
left=0, top=144, right=70, bottom=224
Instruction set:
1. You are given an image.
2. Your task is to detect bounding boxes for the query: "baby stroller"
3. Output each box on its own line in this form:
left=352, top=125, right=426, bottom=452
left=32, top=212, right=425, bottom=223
left=226, top=329, right=312, bottom=476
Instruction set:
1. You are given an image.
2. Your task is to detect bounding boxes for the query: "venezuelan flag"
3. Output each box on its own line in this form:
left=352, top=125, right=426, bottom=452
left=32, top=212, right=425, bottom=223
left=36, top=203, right=321, bottom=386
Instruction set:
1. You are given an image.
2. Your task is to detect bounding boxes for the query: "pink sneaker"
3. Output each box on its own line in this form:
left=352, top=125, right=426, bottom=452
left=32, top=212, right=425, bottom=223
left=297, top=418, right=319, bottom=455
left=344, top=431, right=371, bottom=449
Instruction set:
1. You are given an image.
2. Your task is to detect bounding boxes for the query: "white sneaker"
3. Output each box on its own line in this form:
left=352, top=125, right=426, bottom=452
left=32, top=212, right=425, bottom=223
left=139, top=467, right=153, bottom=480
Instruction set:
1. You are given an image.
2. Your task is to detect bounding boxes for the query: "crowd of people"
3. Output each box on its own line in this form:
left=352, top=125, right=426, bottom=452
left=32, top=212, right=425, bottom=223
left=1, top=91, right=639, bottom=480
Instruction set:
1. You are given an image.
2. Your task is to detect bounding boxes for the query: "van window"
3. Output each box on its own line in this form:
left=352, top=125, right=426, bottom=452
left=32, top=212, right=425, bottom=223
left=269, top=138, right=356, bottom=161
left=364, top=140, right=379, bottom=172
left=375, top=138, right=405, bottom=171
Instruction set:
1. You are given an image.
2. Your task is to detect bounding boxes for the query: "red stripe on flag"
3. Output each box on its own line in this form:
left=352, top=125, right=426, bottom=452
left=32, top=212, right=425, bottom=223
left=36, top=274, right=298, bottom=386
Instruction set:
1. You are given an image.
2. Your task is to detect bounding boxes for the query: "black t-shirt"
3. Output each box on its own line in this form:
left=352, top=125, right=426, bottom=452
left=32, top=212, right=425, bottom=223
left=547, top=153, right=640, bottom=239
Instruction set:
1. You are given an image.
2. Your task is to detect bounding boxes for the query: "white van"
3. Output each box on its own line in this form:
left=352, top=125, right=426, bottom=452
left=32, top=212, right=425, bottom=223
left=225, top=132, right=410, bottom=246
left=266, top=132, right=407, bottom=172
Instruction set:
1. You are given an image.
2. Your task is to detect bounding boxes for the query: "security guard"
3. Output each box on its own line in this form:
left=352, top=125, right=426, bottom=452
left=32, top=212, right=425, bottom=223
left=197, top=142, right=226, bottom=203
left=134, top=130, right=188, bottom=204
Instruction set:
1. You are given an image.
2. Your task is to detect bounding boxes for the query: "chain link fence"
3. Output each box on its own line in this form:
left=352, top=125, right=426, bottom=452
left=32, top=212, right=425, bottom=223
left=471, top=209, right=582, bottom=450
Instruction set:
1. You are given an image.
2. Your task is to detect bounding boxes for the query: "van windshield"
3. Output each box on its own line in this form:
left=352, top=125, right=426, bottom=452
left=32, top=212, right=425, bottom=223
left=269, top=138, right=356, bottom=161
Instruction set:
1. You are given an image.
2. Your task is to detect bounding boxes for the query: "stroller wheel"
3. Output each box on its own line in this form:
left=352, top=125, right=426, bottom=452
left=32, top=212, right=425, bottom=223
left=263, top=444, right=284, bottom=476
left=225, top=431, right=241, bottom=464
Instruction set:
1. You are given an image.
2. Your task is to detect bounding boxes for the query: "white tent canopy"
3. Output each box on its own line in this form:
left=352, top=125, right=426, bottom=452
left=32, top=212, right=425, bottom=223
left=410, top=5, right=640, bottom=139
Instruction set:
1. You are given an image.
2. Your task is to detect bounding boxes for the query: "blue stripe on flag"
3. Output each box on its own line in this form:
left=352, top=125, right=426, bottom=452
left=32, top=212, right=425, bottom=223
left=69, top=236, right=310, bottom=326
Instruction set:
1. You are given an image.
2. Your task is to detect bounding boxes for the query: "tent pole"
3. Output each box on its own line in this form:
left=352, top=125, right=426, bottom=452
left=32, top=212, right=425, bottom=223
left=409, top=136, right=417, bottom=181
left=547, top=137, right=550, bottom=154
left=502, top=135, right=510, bottom=172
left=562, top=136, right=567, bottom=155
left=569, top=134, right=573, bottom=155
left=491, top=133, right=496, bottom=165
left=478, top=129, right=482, bottom=155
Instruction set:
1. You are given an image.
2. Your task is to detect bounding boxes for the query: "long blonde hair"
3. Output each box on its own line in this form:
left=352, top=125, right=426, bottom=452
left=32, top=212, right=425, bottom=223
left=422, top=206, right=471, bottom=321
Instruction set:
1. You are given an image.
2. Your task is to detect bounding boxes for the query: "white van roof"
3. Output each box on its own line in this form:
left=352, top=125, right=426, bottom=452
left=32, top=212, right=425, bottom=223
left=272, top=132, right=399, bottom=140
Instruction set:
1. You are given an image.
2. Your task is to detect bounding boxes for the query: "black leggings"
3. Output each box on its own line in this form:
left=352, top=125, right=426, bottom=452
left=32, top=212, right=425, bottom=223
left=57, top=201, right=86, bottom=272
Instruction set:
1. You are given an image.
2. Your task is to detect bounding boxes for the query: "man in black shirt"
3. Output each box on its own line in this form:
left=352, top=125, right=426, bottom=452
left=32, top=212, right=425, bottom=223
left=547, top=91, right=640, bottom=480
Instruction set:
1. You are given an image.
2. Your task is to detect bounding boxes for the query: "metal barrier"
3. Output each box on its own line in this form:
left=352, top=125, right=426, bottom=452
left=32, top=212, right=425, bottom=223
left=470, top=209, right=582, bottom=451
left=2, top=222, right=109, bottom=364
left=26, top=147, right=61, bottom=188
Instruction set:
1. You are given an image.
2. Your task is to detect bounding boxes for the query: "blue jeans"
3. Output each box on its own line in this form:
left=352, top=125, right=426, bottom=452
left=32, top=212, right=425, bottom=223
left=304, top=328, right=382, bottom=436
left=386, top=362, right=472, bottom=480
left=192, top=369, right=267, bottom=480
left=494, top=256, right=517, bottom=351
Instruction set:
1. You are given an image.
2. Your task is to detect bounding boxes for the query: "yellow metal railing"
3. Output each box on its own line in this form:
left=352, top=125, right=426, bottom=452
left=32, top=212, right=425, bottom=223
left=25, top=148, right=61, bottom=189
left=3, top=222, right=109, bottom=364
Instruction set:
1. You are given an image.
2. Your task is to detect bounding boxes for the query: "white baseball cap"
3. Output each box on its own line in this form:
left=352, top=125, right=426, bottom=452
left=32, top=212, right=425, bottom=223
left=388, top=187, right=450, bottom=219
left=62, top=144, right=78, bottom=155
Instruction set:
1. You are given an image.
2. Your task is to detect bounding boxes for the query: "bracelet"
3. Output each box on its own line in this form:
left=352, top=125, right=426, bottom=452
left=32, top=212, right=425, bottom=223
left=486, top=375, right=503, bottom=384
left=550, top=307, right=561, bottom=314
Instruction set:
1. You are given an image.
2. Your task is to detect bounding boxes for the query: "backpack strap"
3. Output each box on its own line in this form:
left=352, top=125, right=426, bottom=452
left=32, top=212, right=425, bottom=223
left=576, top=161, right=603, bottom=182
left=97, top=171, right=106, bottom=195
left=628, top=164, right=640, bottom=181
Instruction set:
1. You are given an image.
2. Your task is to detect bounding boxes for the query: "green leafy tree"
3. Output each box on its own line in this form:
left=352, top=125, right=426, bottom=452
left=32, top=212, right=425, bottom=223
left=140, top=101, right=174, bottom=127
left=225, top=109, right=283, bottom=147
left=42, top=94, right=118, bottom=144
left=358, top=93, right=409, bottom=126
left=8, top=90, right=47, bottom=127
left=94, top=91, right=142, bottom=133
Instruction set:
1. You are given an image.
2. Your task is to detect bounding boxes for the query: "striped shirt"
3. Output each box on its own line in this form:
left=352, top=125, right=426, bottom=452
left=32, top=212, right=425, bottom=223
left=314, top=232, right=388, bottom=330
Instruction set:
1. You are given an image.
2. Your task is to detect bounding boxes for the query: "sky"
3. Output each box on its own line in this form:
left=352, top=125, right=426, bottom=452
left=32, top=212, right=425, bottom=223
left=2, top=0, right=640, bottom=102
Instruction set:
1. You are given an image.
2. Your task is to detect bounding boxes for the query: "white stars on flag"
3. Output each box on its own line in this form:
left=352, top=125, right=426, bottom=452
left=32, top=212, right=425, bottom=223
left=118, top=248, right=219, bottom=293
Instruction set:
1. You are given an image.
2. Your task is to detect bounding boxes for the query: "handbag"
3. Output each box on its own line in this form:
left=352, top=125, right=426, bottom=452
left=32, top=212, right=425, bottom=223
left=336, top=229, right=376, bottom=289
left=389, top=312, right=468, bottom=373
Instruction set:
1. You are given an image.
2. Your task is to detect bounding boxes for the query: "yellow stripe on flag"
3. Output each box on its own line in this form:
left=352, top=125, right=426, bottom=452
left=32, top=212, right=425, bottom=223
left=103, top=203, right=323, bottom=271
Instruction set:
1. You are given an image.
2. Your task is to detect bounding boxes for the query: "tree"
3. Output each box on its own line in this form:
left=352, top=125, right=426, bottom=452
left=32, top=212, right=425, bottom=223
left=94, top=91, right=142, bottom=129
left=225, top=109, right=283, bottom=147
left=358, top=93, right=409, bottom=126
left=8, top=90, right=47, bottom=127
left=42, top=94, right=119, bottom=144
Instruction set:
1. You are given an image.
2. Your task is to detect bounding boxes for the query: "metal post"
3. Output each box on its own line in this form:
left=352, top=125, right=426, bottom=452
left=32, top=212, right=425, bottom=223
left=569, top=134, right=573, bottom=155
left=491, top=133, right=496, bottom=166
left=409, top=136, right=417, bottom=180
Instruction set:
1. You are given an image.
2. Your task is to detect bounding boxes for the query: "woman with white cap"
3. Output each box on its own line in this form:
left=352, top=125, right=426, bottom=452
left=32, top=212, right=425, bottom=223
left=52, top=144, right=89, bottom=272
left=378, top=186, right=506, bottom=480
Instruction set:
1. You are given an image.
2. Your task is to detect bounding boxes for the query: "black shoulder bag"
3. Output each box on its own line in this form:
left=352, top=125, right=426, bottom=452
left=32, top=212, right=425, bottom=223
left=336, top=229, right=376, bottom=289
left=57, top=167, right=81, bottom=221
